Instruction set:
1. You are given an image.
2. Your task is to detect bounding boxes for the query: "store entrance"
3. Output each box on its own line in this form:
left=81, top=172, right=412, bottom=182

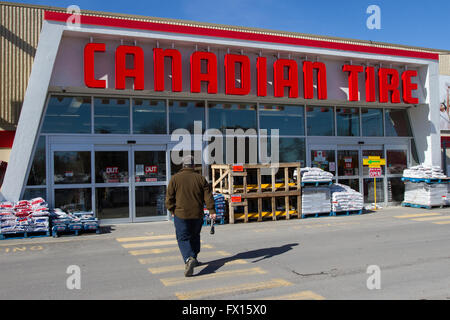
left=51, top=144, right=169, bottom=223
left=310, top=144, right=409, bottom=205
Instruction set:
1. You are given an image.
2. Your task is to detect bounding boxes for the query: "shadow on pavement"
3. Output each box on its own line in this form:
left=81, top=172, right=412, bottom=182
left=196, top=243, right=299, bottom=276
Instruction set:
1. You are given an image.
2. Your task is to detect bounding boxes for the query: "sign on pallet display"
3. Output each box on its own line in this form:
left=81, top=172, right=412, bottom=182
left=231, top=195, right=242, bottom=203
left=369, top=167, right=382, bottom=178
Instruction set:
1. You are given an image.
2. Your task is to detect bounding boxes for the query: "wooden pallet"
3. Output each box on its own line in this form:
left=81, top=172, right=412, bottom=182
left=211, top=163, right=302, bottom=223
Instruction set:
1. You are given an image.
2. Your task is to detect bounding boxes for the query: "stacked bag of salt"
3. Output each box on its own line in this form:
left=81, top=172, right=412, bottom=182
left=0, top=197, right=50, bottom=235
left=403, top=182, right=447, bottom=207
left=298, top=167, right=334, bottom=182
left=50, top=209, right=99, bottom=234
left=330, top=183, right=364, bottom=212
left=203, top=193, right=226, bottom=223
left=403, top=165, right=447, bottom=179
left=301, top=187, right=331, bottom=214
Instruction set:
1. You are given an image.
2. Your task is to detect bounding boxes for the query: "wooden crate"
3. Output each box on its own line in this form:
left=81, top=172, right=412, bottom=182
left=211, top=163, right=302, bottom=223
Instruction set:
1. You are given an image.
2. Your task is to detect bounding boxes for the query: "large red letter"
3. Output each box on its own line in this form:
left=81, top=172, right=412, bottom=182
left=274, top=59, right=298, bottom=98
left=401, top=70, right=419, bottom=104
left=115, top=45, right=145, bottom=90
left=84, top=43, right=106, bottom=88
left=342, top=65, right=363, bottom=101
left=303, top=61, right=327, bottom=100
left=256, top=57, right=267, bottom=97
left=378, top=68, right=400, bottom=103
left=190, top=51, right=218, bottom=94
left=224, top=54, right=251, bottom=95
left=365, top=66, right=376, bottom=102
left=153, top=48, right=182, bottom=92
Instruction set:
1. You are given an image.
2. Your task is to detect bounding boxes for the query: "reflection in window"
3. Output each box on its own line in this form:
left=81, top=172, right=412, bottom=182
left=385, top=109, right=412, bottom=137
left=361, top=108, right=383, bottom=136
left=95, top=151, right=129, bottom=183
left=22, top=188, right=46, bottom=201
left=306, top=106, right=334, bottom=136
left=169, top=100, right=205, bottom=134
left=208, top=102, right=257, bottom=133
left=265, top=137, right=306, bottom=166
left=96, top=187, right=129, bottom=219
left=55, top=188, right=92, bottom=212
left=311, top=150, right=336, bottom=173
left=135, top=151, right=166, bottom=182
left=337, top=179, right=360, bottom=192
left=135, top=186, right=167, bottom=217
left=54, top=151, right=91, bottom=184
left=259, top=104, right=304, bottom=136
left=337, top=150, right=359, bottom=176
left=27, top=136, right=46, bottom=186
left=388, top=178, right=404, bottom=202
left=386, top=150, right=407, bottom=174
left=42, top=96, right=91, bottom=133
left=336, top=107, right=360, bottom=136
left=94, top=98, right=130, bottom=134
left=133, top=99, right=167, bottom=134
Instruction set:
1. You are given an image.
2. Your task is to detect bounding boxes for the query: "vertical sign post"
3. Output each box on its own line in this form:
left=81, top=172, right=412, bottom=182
left=363, top=157, right=385, bottom=210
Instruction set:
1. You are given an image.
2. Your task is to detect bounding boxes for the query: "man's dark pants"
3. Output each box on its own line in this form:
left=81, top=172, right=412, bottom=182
left=173, top=215, right=203, bottom=263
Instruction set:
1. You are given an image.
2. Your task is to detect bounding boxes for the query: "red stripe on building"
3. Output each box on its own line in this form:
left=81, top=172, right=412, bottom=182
left=0, top=131, right=15, bottom=148
left=44, top=11, right=439, bottom=61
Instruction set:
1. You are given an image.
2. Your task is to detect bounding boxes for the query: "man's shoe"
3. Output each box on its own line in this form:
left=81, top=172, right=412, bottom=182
left=184, top=257, right=196, bottom=277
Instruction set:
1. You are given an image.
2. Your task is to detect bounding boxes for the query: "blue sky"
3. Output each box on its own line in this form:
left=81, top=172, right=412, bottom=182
left=8, top=0, right=450, bottom=50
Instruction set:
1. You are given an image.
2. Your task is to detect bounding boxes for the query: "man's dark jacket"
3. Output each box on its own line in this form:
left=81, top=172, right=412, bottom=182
left=165, top=168, right=216, bottom=219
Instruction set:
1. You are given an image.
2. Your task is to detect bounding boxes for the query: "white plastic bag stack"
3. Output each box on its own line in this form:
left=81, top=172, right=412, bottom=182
left=330, top=184, right=364, bottom=212
left=302, top=187, right=331, bottom=214
left=403, top=165, right=447, bottom=179
left=0, top=198, right=50, bottom=234
left=297, top=167, right=334, bottom=182
left=404, top=182, right=447, bottom=206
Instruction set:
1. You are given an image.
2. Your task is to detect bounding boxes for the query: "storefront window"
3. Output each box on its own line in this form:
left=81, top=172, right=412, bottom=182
left=94, top=98, right=130, bottom=134
left=54, top=151, right=91, bottom=184
left=364, top=178, right=384, bottom=203
left=133, top=99, right=167, bottom=134
left=259, top=104, right=304, bottom=136
left=41, top=96, right=91, bottom=134
left=22, top=188, right=46, bottom=201
left=336, top=107, right=360, bottom=136
left=338, top=179, right=360, bottom=192
left=385, top=109, right=412, bottom=137
left=208, top=102, right=257, bottom=133
left=265, top=137, right=306, bottom=165
left=95, top=151, right=129, bottom=183
left=96, top=187, right=129, bottom=219
left=388, top=178, right=404, bottom=202
left=134, top=151, right=166, bottom=182
left=135, top=186, right=167, bottom=217
left=55, top=188, right=92, bottom=212
left=311, top=150, right=336, bottom=173
left=169, top=100, right=205, bottom=134
left=386, top=150, right=407, bottom=174
left=337, top=150, right=359, bottom=176
left=361, top=108, right=383, bottom=136
left=306, top=106, right=335, bottom=136
left=27, top=136, right=46, bottom=186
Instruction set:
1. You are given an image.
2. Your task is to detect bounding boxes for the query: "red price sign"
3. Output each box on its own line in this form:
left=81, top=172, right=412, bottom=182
left=231, top=195, right=242, bottom=203
left=369, top=167, right=382, bottom=178
left=232, top=165, right=244, bottom=172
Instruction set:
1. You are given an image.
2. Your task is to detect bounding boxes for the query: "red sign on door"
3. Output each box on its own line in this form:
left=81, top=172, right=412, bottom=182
left=145, top=166, right=158, bottom=174
left=369, top=167, right=382, bottom=178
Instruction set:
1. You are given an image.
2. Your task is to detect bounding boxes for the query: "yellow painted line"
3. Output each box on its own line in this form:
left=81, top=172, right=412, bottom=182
left=261, top=290, right=325, bottom=300
left=394, top=213, right=441, bottom=219
left=176, top=278, right=292, bottom=300
left=128, top=244, right=213, bottom=256
left=433, top=220, right=450, bottom=225
left=116, top=234, right=174, bottom=242
left=121, top=240, right=179, bottom=249
left=148, top=259, right=248, bottom=274
left=412, top=216, right=450, bottom=222
left=161, top=267, right=267, bottom=287
left=138, top=250, right=230, bottom=265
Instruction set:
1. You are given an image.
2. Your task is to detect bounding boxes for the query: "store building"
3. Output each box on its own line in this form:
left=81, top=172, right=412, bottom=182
left=0, top=3, right=447, bottom=223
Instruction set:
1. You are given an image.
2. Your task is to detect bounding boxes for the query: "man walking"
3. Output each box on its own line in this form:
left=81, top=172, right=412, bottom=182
left=165, top=155, right=216, bottom=277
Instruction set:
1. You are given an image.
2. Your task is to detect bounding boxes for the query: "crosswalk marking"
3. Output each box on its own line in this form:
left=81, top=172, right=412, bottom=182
left=160, top=267, right=267, bottom=286
left=394, top=213, right=441, bottom=219
left=175, top=278, right=292, bottom=300
left=411, top=216, right=450, bottom=222
left=116, top=235, right=175, bottom=242
left=121, top=240, right=179, bottom=249
left=128, top=244, right=214, bottom=256
left=138, top=250, right=230, bottom=265
left=433, top=220, right=450, bottom=225
left=148, top=259, right=248, bottom=274
left=260, top=290, right=325, bottom=300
